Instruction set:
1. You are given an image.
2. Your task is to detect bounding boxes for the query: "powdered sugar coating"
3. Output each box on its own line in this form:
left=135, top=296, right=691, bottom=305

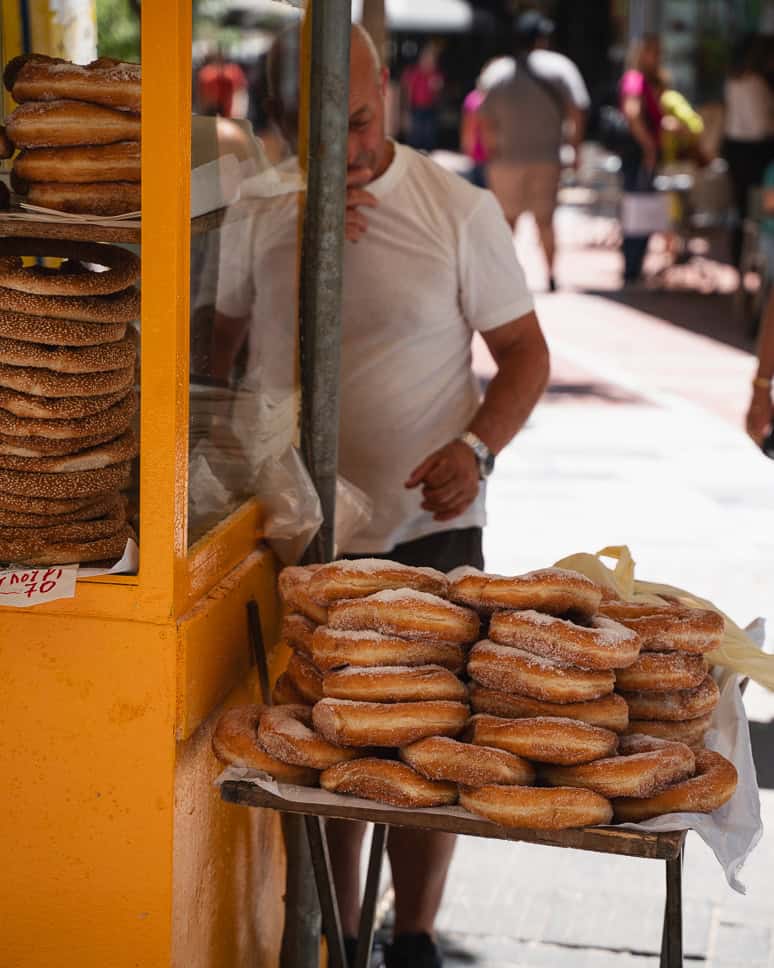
left=307, top=559, right=449, bottom=605
left=328, top=590, right=479, bottom=644
left=449, top=567, right=603, bottom=617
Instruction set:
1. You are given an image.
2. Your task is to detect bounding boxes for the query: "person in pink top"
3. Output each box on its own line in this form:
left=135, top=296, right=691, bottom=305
left=402, top=44, right=445, bottom=152
left=619, top=34, right=664, bottom=282
left=461, top=80, right=488, bottom=187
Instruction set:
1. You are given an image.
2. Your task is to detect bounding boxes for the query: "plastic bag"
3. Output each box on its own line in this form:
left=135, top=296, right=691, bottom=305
left=256, top=446, right=323, bottom=565
left=334, top=477, right=374, bottom=558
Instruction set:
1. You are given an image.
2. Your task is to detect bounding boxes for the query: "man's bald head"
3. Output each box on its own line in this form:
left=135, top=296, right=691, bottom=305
left=351, top=23, right=382, bottom=83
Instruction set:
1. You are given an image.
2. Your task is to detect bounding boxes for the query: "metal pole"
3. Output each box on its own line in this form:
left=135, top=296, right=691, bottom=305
left=282, top=3, right=352, bottom=967
left=299, top=0, right=352, bottom=563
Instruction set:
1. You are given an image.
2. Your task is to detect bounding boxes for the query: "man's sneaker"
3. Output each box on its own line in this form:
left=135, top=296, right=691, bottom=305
left=383, top=932, right=442, bottom=968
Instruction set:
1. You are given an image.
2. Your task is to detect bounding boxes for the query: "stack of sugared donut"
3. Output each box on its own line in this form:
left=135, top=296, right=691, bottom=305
left=0, top=54, right=140, bottom=217
left=0, top=237, right=139, bottom=565
left=602, top=601, right=725, bottom=750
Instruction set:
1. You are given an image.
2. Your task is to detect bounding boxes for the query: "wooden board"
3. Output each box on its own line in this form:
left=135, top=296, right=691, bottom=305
left=0, top=215, right=140, bottom=244
left=220, top=780, right=687, bottom=860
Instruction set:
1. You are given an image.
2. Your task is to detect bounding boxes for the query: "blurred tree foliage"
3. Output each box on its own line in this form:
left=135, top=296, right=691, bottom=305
left=96, top=0, right=140, bottom=62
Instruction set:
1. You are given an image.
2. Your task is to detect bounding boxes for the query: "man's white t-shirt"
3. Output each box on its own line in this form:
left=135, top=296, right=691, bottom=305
left=217, top=142, right=533, bottom=553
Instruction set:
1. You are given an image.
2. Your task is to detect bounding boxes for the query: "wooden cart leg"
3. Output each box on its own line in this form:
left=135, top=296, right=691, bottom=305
left=660, top=845, right=684, bottom=968
left=304, top=815, right=348, bottom=968
left=354, top=824, right=389, bottom=968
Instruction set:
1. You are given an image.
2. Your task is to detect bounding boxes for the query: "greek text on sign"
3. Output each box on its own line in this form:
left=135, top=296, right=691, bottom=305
left=0, top=565, right=79, bottom=607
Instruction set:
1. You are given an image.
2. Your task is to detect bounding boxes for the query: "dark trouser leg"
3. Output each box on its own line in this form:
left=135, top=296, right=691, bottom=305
left=621, top=152, right=653, bottom=281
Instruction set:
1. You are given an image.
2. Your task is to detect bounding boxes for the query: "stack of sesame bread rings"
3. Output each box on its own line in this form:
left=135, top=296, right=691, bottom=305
left=213, top=561, right=738, bottom=829
left=0, top=54, right=141, bottom=216
left=0, top=237, right=139, bottom=565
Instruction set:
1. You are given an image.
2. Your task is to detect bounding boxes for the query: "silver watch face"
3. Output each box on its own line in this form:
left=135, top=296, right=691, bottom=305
left=481, top=452, right=495, bottom=477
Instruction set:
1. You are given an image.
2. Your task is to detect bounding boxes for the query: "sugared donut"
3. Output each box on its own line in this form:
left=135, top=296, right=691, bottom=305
left=328, top=589, right=479, bottom=645
left=615, top=652, right=707, bottom=693
left=489, top=610, right=640, bottom=671
left=271, top=671, right=308, bottom=706
left=598, top=602, right=724, bottom=654
left=307, top=558, right=448, bottom=605
left=449, top=566, right=603, bottom=616
left=277, top=565, right=328, bottom=624
left=469, top=684, right=630, bottom=733
left=257, top=704, right=360, bottom=770
left=212, top=704, right=319, bottom=786
left=619, top=674, right=720, bottom=722
left=468, top=640, right=615, bottom=704
left=320, top=757, right=458, bottom=808
left=467, top=713, right=618, bottom=765
left=623, top=714, right=712, bottom=749
left=285, top=652, right=324, bottom=705
left=323, top=665, right=468, bottom=703
left=614, top=749, right=738, bottom=821
left=312, top=626, right=465, bottom=674
left=401, top=736, right=535, bottom=787
left=281, top=613, right=317, bottom=658
left=542, top=734, right=696, bottom=799
left=312, top=697, right=470, bottom=748
left=459, top=785, right=613, bottom=830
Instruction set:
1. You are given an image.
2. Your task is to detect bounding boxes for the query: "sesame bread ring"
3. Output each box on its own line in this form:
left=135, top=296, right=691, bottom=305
left=4, top=54, right=141, bottom=113
left=285, top=651, right=324, bottom=705
left=615, top=652, right=708, bottom=693
left=0, top=390, right=136, bottom=440
left=0, top=429, right=137, bottom=472
left=0, top=335, right=135, bottom=373
left=0, top=309, right=127, bottom=347
left=468, top=640, right=615, bottom=704
left=0, top=285, right=140, bottom=324
left=278, top=565, right=328, bottom=624
left=613, top=749, right=738, bottom=821
left=0, top=362, right=134, bottom=398
left=312, top=626, right=465, bottom=674
left=467, top=713, right=618, bottom=765
left=307, top=558, right=448, bottom=605
left=0, top=429, right=121, bottom=456
left=598, top=602, right=724, bottom=654
left=5, top=99, right=141, bottom=148
left=449, top=566, right=603, bottom=616
left=15, top=142, right=141, bottom=184
left=271, top=671, right=308, bottom=707
left=0, top=460, right=131, bottom=498
left=328, top=589, right=480, bottom=645
left=0, top=493, right=122, bottom=527
left=469, top=683, right=630, bottom=733
left=0, top=240, right=140, bottom=296
left=212, top=705, right=319, bottom=786
left=542, top=734, right=696, bottom=799
left=24, top=181, right=141, bottom=217
left=257, top=704, right=360, bottom=770
left=321, top=757, right=458, bottom=808
left=623, top=714, right=712, bottom=750
left=401, top=736, right=535, bottom=787
left=619, top=674, right=720, bottom=722
left=0, top=490, right=114, bottom=516
left=489, top=610, right=640, bottom=671
left=281, top=612, right=317, bottom=658
left=0, top=499, right=126, bottom=549
left=459, top=785, right=613, bottom=830
left=4, top=523, right=133, bottom=565
left=0, top=387, right=127, bottom=419
left=312, top=698, right=470, bottom=748
left=323, top=665, right=468, bottom=704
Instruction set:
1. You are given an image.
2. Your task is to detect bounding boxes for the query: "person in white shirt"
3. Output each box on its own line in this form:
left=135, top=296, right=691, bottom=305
left=212, top=25, right=549, bottom=968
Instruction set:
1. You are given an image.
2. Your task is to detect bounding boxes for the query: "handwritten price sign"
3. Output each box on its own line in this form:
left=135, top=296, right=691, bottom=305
left=0, top=565, right=78, bottom=608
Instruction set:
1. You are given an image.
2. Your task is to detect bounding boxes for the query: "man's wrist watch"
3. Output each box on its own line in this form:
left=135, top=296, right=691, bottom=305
left=458, top=431, right=495, bottom=479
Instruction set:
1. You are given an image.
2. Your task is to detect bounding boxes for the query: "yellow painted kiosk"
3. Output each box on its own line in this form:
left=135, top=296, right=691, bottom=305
left=0, top=1, right=347, bottom=964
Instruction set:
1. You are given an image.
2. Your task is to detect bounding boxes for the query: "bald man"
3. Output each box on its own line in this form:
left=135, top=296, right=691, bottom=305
left=212, top=26, right=549, bottom=968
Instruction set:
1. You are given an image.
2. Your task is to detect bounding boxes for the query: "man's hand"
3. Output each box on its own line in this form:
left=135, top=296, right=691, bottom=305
left=405, top=440, right=480, bottom=522
left=346, top=168, right=378, bottom=243
left=746, top=385, right=772, bottom=445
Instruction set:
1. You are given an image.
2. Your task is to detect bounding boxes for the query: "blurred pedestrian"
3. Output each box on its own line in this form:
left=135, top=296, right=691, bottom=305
left=619, top=34, right=664, bottom=283
left=460, top=75, right=488, bottom=187
left=746, top=288, right=774, bottom=450
left=479, top=11, right=589, bottom=292
left=723, top=35, right=774, bottom=267
left=197, top=48, right=248, bottom=118
left=401, top=43, right=445, bottom=152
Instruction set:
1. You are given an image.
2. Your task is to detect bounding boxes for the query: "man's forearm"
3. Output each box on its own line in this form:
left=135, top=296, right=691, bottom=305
left=467, top=337, right=550, bottom=455
left=755, top=291, right=774, bottom=380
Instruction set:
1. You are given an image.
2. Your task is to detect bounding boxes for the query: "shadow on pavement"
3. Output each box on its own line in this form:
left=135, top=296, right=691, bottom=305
left=749, top=720, right=774, bottom=790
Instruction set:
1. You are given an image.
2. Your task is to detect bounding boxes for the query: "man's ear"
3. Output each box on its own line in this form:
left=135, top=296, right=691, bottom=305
left=379, top=65, right=389, bottom=97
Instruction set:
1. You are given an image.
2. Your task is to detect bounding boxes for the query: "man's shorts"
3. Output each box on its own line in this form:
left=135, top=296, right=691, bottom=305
left=486, top=161, right=561, bottom=228
left=343, top=527, right=484, bottom=573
